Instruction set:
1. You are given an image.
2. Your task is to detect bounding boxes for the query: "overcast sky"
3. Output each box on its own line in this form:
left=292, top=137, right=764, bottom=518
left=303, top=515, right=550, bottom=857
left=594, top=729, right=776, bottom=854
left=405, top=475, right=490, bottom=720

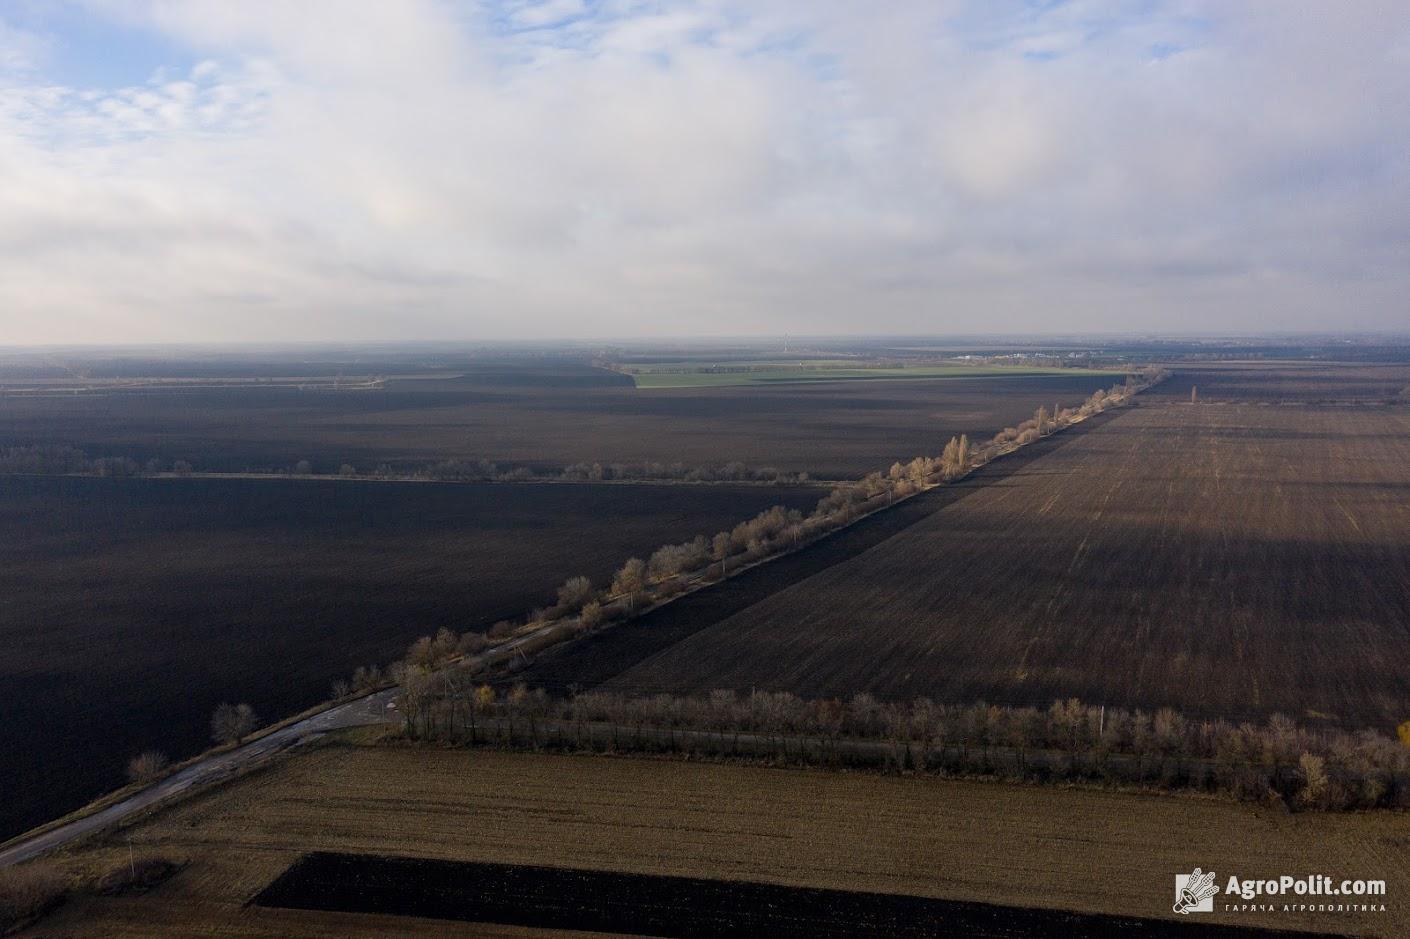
left=0, top=1, right=1406, bottom=343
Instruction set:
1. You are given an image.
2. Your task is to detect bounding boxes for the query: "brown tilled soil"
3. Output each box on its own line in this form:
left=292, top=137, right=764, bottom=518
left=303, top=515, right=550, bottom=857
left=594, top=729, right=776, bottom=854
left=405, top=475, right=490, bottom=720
left=592, top=402, right=1410, bottom=728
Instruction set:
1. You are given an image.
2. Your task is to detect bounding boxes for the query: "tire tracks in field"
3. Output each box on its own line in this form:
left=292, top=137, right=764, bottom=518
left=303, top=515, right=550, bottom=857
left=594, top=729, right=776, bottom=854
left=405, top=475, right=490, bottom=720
left=1015, top=408, right=1144, bottom=684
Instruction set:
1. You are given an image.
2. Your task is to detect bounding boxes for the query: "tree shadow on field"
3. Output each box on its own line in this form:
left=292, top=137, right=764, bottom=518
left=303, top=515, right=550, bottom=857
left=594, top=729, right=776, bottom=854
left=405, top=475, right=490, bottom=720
left=514, top=407, right=1136, bottom=694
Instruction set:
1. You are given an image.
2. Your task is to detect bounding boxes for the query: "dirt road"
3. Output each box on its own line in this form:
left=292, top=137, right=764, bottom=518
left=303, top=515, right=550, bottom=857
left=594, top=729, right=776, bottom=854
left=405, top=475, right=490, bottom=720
left=0, top=689, right=396, bottom=868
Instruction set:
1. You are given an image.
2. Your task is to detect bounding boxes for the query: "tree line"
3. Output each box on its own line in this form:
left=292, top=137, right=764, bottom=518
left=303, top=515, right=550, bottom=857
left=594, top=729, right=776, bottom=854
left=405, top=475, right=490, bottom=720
left=0, top=445, right=813, bottom=486
left=398, top=686, right=1410, bottom=813
left=0, top=445, right=192, bottom=478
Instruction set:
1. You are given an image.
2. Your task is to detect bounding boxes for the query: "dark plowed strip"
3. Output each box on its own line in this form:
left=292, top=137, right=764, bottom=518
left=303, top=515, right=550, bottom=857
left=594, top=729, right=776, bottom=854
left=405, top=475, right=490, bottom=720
left=253, top=852, right=1329, bottom=938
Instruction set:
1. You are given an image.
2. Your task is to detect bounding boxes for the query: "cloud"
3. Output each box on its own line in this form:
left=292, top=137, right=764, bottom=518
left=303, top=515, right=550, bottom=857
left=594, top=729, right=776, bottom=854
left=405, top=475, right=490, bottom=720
left=0, top=0, right=1407, bottom=343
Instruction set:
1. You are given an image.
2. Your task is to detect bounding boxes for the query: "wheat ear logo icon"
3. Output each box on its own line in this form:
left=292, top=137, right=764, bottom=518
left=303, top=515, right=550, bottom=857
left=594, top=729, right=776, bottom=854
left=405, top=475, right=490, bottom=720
left=1173, top=868, right=1218, bottom=914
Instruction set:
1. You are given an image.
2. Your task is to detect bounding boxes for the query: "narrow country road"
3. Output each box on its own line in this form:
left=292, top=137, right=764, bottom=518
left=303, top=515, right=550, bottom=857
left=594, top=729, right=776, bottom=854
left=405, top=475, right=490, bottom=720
left=0, top=620, right=571, bottom=868
left=0, top=690, right=398, bottom=868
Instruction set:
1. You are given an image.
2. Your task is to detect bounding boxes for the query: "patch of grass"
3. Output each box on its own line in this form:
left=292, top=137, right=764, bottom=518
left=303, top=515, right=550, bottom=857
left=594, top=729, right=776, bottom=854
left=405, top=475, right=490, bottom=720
left=0, top=863, right=68, bottom=934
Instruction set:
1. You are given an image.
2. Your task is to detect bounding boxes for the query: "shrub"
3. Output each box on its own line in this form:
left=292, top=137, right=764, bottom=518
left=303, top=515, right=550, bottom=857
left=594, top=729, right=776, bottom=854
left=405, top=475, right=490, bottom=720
left=556, top=576, right=594, bottom=612
left=94, top=857, right=178, bottom=896
left=457, top=631, right=489, bottom=656
left=210, top=702, right=258, bottom=745
left=126, top=750, right=169, bottom=784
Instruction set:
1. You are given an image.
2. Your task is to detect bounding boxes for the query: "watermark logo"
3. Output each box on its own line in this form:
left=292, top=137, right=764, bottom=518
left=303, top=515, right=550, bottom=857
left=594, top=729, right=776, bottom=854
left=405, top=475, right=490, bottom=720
left=1174, top=868, right=1218, bottom=914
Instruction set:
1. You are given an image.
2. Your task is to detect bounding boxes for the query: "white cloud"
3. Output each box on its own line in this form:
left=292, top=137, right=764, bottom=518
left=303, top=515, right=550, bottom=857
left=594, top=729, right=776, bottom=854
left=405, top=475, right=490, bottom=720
left=0, top=0, right=1407, bottom=343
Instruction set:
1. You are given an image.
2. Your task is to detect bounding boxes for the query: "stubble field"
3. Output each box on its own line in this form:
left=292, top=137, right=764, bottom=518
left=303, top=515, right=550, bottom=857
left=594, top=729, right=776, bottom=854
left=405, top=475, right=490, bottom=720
left=32, top=743, right=1408, bottom=936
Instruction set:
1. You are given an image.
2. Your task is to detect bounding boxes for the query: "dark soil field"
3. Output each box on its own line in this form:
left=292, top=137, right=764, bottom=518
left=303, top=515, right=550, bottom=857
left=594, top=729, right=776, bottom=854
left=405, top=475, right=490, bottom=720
left=253, top=851, right=1307, bottom=937
left=0, top=476, right=816, bottom=841
left=535, top=399, right=1410, bottom=729
left=0, top=367, right=1121, bottom=478
left=1146, top=362, right=1410, bottom=403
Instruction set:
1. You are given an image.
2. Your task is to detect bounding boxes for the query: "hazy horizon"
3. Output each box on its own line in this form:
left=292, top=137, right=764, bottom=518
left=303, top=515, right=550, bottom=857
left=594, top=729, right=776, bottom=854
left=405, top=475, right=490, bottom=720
left=6, top=329, right=1410, bottom=352
left=2, top=2, right=1408, bottom=344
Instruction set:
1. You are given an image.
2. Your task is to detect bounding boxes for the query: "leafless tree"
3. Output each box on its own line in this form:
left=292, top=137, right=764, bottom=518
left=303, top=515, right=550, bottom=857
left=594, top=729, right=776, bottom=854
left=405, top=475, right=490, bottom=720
left=126, top=750, right=169, bottom=784
left=611, top=557, right=647, bottom=611
left=210, top=702, right=258, bottom=745
left=556, top=575, right=594, bottom=612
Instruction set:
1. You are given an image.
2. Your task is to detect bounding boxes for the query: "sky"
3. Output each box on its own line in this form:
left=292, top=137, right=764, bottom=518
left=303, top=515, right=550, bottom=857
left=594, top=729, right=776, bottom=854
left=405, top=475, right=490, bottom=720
left=0, top=1, right=1406, bottom=343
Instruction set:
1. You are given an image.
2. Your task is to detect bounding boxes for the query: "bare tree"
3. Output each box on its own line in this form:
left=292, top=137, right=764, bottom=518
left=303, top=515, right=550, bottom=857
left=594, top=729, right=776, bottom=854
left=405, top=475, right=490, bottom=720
left=430, top=626, right=458, bottom=663
left=126, top=750, right=169, bottom=784
left=210, top=702, right=258, bottom=745
left=556, top=575, right=594, bottom=612
left=711, top=532, right=732, bottom=578
left=611, top=558, right=647, bottom=612
left=1298, top=753, right=1329, bottom=808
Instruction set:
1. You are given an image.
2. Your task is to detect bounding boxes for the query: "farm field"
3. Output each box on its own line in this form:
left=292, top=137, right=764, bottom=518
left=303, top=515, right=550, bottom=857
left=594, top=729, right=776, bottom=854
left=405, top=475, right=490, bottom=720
left=0, top=476, right=817, bottom=842
left=512, top=425, right=1079, bottom=696
left=589, top=400, right=1410, bottom=729
left=31, top=743, right=1406, bottom=936
left=622, top=364, right=1118, bottom=388
left=0, top=362, right=1122, bottom=478
left=1146, top=362, right=1410, bottom=403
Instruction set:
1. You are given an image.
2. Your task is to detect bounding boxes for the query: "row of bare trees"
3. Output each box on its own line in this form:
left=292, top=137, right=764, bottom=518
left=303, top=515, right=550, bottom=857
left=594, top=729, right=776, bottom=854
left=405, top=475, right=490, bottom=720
left=414, top=457, right=814, bottom=484
left=0, top=445, right=810, bottom=485
left=350, top=368, right=1170, bottom=716
left=402, top=687, right=1410, bottom=812
left=0, top=445, right=193, bottom=477
left=125, top=701, right=260, bottom=786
